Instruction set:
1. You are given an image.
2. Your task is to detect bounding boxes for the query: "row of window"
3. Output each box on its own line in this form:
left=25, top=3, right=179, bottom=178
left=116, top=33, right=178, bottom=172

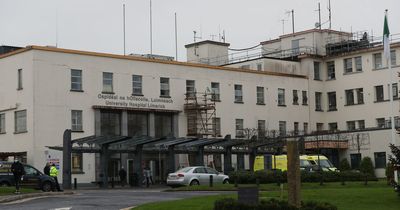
left=0, top=110, right=27, bottom=134
left=313, top=50, right=397, bottom=81
left=350, top=152, right=387, bottom=169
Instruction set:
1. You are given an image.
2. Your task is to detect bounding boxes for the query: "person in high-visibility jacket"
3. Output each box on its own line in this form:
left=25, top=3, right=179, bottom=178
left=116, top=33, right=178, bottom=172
left=50, top=163, right=62, bottom=191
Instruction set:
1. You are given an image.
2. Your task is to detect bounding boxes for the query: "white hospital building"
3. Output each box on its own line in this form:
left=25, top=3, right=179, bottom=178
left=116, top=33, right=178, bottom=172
left=0, top=28, right=399, bottom=183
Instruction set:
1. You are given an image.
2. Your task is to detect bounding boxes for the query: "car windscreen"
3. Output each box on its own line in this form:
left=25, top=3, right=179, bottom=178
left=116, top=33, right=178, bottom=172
left=319, top=160, right=333, bottom=168
left=300, top=160, right=311, bottom=167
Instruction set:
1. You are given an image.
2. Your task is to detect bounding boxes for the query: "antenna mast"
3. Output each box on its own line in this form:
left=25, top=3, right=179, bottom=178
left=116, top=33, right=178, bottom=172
left=175, top=12, right=178, bottom=61
left=318, top=3, right=321, bottom=29
left=280, top=19, right=287, bottom=34
left=328, top=0, right=332, bottom=29
left=150, top=0, right=153, bottom=55
left=123, top=4, right=126, bottom=55
left=286, top=9, right=295, bottom=34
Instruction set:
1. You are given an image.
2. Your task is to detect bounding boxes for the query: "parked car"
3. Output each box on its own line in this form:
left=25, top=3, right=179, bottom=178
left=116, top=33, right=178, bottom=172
left=0, top=161, right=55, bottom=191
left=167, top=166, right=229, bottom=187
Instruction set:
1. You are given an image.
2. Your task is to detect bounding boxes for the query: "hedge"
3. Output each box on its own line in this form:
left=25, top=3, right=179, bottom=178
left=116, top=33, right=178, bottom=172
left=229, top=170, right=377, bottom=184
left=214, top=198, right=337, bottom=210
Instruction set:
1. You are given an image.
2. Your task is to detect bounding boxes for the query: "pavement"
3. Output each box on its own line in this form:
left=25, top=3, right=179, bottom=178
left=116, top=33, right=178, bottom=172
left=0, top=186, right=231, bottom=210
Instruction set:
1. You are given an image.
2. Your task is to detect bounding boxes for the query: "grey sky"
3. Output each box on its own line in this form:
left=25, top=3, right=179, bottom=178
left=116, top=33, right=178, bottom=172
left=1, top=0, right=399, bottom=61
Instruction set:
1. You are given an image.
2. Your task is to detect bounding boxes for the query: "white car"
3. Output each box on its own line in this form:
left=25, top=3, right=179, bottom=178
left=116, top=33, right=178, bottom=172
left=167, top=166, right=229, bottom=187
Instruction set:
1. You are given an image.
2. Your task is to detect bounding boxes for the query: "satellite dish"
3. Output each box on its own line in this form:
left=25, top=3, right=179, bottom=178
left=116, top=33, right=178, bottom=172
left=315, top=22, right=321, bottom=28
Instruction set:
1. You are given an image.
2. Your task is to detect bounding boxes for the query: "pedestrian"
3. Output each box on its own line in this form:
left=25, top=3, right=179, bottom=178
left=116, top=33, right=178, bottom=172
left=143, top=166, right=151, bottom=188
left=43, top=162, right=50, bottom=176
left=11, top=158, right=25, bottom=194
left=149, top=167, right=154, bottom=185
left=118, top=166, right=127, bottom=187
left=50, top=163, right=62, bottom=191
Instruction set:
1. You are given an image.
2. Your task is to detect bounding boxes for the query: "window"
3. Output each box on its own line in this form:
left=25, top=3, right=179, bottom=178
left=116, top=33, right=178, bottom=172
left=257, top=86, right=265, bottom=104
left=328, top=122, right=338, bottom=131
left=160, top=77, right=170, bottom=97
left=328, top=92, right=337, bottom=111
left=240, top=64, right=250, bottom=69
left=71, top=69, right=82, bottom=91
left=392, top=83, right=398, bottom=99
left=358, top=120, right=365, bottom=130
left=291, top=39, right=300, bottom=55
left=292, top=90, right=299, bottom=105
left=0, top=113, right=5, bottom=134
left=314, top=62, right=321, bottom=80
left=344, top=58, right=352, bottom=73
left=72, top=153, right=83, bottom=173
left=234, top=84, right=243, bottom=103
left=327, top=61, right=335, bottom=80
left=235, top=119, right=244, bottom=138
left=100, top=111, right=121, bottom=136
left=211, top=82, right=220, bottom=101
left=279, top=121, right=286, bottom=136
left=375, top=85, right=384, bottom=102
left=356, top=88, right=364, bottom=104
left=347, top=121, right=356, bottom=131
left=391, top=50, right=396, bottom=66
left=71, top=110, right=83, bottom=131
left=303, top=122, right=308, bottom=134
left=374, top=152, right=386, bottom=169
left=316, top=123, right=324, bottom=131
left=355, top=56, right=362, bottom=72
left=132, top=75, right=143, bottom=95
left=212, top=117, right=221, bottom=137
left=17, top=69, right=23, bottom=90
left=102, top=72, right=113, bottom=93
left=278, top=88, right=285, bottom=106
left=186, top=80, right=195, bottom=98
left=128, top=112, right=148, bottom=136
left=302, top=91, right=308, bottom=105
left=376, top=118, right=386, bottom=128
left=258, top=120, right=266, bottom=138
left=345, top=89, right=354, bottom=105
left=257, top=63, right=263, bottom=71
left=14, top=110, right=27, bottom=133
left=373, top=53, right=382, bottom=69
left=315, top=92, right=322, bottom=111
left=154, top=113, right=173, bottom=137
left=350, top=153, right=361, bottom=169
left=294, top=122, right=299, bottom=135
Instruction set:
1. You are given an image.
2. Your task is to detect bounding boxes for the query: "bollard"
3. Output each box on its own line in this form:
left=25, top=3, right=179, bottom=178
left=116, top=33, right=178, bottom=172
left=74, top=178, right=77, bottom=190
left=111, top=177, right=114, bottom=188
left=209, top=175, right=213, bottom=187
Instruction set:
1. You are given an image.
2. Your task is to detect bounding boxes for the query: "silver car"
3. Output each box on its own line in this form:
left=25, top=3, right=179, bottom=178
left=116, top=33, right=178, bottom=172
left=167, top=166, right=229, bottom=187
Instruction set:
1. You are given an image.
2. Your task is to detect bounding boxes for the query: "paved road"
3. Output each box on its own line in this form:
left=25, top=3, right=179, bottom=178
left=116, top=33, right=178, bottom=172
left=0, top=189, right=229, bottom=210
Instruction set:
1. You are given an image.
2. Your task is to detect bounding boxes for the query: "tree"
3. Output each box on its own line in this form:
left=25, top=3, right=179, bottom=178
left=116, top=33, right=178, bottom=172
left=359, top=157, right=375, bottom=177
left=339, top=159, right=351, bottom=171
left=389, top=143, right=400, bottom=196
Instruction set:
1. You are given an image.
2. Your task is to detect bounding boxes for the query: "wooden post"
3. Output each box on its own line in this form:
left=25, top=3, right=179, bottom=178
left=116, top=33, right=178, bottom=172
left=287, top=140, right=301, bottom=208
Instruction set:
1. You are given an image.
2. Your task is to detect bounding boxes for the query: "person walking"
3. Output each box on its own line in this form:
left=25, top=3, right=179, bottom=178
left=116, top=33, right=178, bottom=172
left=11, top=159, right=25, bottom=194
left=143, top=166, right=151, bottom=188
left=50, top=163, right=62, bottom=191
left=118, top=167, right=127, bottom=187
left=43, top=162, right=50, bottom=176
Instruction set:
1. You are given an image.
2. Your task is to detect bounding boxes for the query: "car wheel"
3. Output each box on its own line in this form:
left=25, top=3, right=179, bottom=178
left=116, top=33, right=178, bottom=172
left=42, top=181, right=52, bottom=192
left=223, top=179, right=229, bottom=184
left=189, top=180, right=199, bottom=186
left=0, top=181, right=10, bottom=187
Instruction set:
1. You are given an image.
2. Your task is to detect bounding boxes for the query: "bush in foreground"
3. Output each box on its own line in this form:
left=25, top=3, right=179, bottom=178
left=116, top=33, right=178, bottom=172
left=214, top=198, right=337, bottom=210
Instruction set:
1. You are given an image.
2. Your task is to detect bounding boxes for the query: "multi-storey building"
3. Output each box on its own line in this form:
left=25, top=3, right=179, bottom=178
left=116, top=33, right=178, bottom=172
left=0, top=28, right=398, bottom=183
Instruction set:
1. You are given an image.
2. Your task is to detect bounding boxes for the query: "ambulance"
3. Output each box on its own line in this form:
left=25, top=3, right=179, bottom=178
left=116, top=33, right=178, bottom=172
left=253, top=154, right=337, bottom=171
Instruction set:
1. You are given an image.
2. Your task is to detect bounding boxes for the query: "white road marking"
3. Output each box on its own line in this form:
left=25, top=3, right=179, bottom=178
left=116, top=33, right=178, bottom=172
left=52, top=207, right=72, bottom=210
left=120, top=207, right=136, bottom=210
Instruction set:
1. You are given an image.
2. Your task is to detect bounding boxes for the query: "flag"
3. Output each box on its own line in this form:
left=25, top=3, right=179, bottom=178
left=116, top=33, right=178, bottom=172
left=383, top=10, right=390, bottom=60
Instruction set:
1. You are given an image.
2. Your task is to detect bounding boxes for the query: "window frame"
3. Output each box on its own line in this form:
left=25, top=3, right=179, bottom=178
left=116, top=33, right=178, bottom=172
left=315, top=92, right=322, bottom=111
left=373, top=53, right=382, bottom=69
left=14, top=110, right=27, bottom=133
left=344, top=58, right=353, bottom=73
left=279, top=121, right=286, bottom=136
left=0, top=113, right=5, bottom=134
left=327, top=61, right=335, bottom=80
left=313, top=61, right=321, bottom=80
left=186, top=80, right=196, bottom=98
left=235, top=119, right=244, bottom=138
left=71, top=110, right=83, bottom=132
left=72, top=153, right=83, bottom=173
left=71, top=69, right=83, bottom=91
left=132, top=75, right=143, bottom=96
left=211, top=82, right=220, bottom=101
left=327, top=91, right=337, bottom=111
left=17, top=69, right=23, bottom=90
left=302, top=91, right=308, bottom=105
left=375, top=85, right=384, bottom=102
left=355, top=56, right=362, bottom=72
left=391, top=50, right=396, bottom=66
left=102, top=72, right=114, bottom=93
left=234, top=84, right=243, bottom=103
left=256, top=86, right=265, bottom=105
left=212, top=117, right=221, bottom=137
left=292, top=90, right=299, bottom=105
left=160, top=77, right=170, bottom=97
left=345, top=89, right=355, bottom=105
left=278, top=88, right=286, bottom=106
left=374, top=152, right=386, bottom=169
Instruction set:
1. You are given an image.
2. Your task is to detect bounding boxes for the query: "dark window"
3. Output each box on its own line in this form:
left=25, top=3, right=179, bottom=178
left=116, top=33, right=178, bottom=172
left=211, top=82, right=220, bottom=101
left=374, top=53, right=382, bottom=69
left=391, top=50, right=397, bottom=66
left=345, top=89, right=354, bottom=105
left=350, top=153, right=361, bottom=169
left=356, top=88, right=364, bottom=104
left=293, top=90, right=299, bottom=105
left=278, top=89, right=285, bottom=106
left=186, top=80, right=195, bottom=98
left=17, top=69, right=23, bottom=90
left=355, top=56, right=362, bottom=71
left=160, top=77, right=170, bottom=97
left=100, top=111, right=121, bottom=136
left=257, top=63, right=263, bottom=71
left=347, top=121, right=356, bottom=130
left=128, top=112, right=148, bottom=136
left=314, top=62, right=321, bottom=80
left=258, top=120, right=266, bottom=138
left=155, top=113, right=173, bottom=137
left=102, top=72, right=113, bottom=93
left=257, top=87, right=265, bottom=104
left=344, top=58, right=352, bottom=73
left=328, top=92, right=337, bottom=111
left=294, top=122, right=299, bottom=135
left=358, top=120, right=365, bottom=130
left=392, top=83, right=398, bottom=99
left=72, top=153, right=83, bottom=173
left=328, top=122, right=338, bottom=131
left=374, top=152, right=386, bottom=169
left=327, top=61, right=335, bottom=80
left=302, top=91, right=308, bottom=105
left=132, top=75, right=143, bottom=95
left=212, top=118, right=221, bottom=137
left=316, top=123, right=324, bottom=131
left=234, top=84, right=243, bottom=103
left=235, top=119, right=244, bottom=138
left=0, top=113, right=5, bottom=134
left=279, top=121, right=286, bottom=136
left=375, top=85, right=384, bottom=102
left=71, top=110, right=83, bottom=131
left=303, top=122, right=308, bottom=134
left=376, top=118, right=386, bottom=128
left=315, top=92, right=322, bottom=111
left=15, top=110, right=27, bottom=133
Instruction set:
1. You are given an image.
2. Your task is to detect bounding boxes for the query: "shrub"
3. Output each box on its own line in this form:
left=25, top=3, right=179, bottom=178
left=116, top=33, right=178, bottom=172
left=213, top=198, right=337, bottom=210
left=339, top=159, right=351, bottom=171
left=359, top=157, right=375, bottom=177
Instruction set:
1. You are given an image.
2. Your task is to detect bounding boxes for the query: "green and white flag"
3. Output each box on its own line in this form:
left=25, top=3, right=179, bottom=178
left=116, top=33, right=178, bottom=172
left=383, top=11, right=390, bottom=59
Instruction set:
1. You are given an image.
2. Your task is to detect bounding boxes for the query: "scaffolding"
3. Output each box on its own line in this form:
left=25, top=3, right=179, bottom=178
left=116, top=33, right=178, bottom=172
left=184, top=91, right=216, bottom=137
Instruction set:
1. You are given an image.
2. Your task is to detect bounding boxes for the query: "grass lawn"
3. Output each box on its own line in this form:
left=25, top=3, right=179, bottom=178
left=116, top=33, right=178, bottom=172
left=0, top=187, right=38, bottom=196
left=135, top=181, right=400, bottom=210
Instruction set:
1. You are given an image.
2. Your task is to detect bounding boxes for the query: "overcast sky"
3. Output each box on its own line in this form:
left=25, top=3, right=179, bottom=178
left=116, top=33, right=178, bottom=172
left=0, top=0, right=399, bottom=61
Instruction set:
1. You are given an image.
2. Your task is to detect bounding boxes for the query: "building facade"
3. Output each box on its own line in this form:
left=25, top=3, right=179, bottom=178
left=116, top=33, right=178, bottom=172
left=0, top=29, right=399, bottom=183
